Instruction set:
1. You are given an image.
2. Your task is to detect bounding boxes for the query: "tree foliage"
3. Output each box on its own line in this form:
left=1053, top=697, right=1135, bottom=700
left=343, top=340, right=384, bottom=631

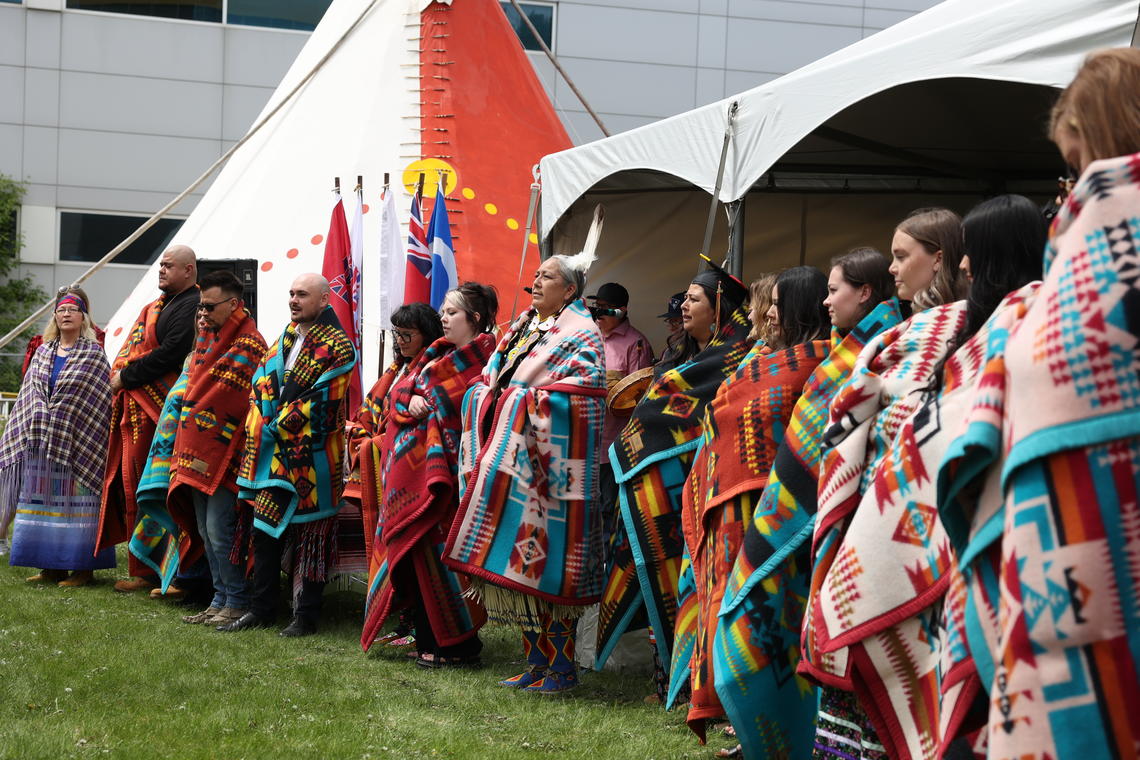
left=0, top=174, right=47, bottom=394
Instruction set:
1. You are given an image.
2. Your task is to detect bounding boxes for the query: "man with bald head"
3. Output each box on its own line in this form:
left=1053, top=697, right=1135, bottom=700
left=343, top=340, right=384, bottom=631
left=220, top=274, right=357, bottom=636
left=98, top=245, right=201, bottom=593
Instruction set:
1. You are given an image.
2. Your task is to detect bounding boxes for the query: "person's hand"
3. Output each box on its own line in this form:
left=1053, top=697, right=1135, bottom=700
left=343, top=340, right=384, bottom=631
left=110, top=371, right=123, bottom=393
left=408, top=395, right=430, bottom=419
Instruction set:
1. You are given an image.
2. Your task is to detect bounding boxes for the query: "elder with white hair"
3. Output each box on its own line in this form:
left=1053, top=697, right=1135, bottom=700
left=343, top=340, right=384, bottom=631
left=444, top=242, right=607, bottom=694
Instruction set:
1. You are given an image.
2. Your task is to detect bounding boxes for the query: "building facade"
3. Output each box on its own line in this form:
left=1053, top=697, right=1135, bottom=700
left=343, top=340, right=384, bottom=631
left=0, top=0, right=939, bottom=328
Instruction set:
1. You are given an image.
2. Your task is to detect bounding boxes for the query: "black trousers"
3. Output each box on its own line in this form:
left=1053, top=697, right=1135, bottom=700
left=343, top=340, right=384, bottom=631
left=250, top=528, right=325, bottom=624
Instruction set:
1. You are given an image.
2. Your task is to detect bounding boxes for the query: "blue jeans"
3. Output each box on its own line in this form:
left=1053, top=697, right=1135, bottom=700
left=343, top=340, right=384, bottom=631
left=192, top=488, right=248, bottom=610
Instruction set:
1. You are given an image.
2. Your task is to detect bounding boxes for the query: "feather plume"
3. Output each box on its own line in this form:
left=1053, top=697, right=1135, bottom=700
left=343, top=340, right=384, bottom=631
left=563, top=204, right=605, bottom=273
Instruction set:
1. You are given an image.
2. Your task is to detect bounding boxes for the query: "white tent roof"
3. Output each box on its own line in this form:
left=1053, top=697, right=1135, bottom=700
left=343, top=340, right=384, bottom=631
left=538, top=0, right=1139, bottom=236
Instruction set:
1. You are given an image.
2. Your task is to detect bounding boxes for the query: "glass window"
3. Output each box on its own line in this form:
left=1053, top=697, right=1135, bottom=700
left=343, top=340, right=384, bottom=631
left=59, top=212, right=185, bottom=266
left=499, top=2, right=554, bottom=52
left=227, top=0, right=331, bottom=31
left=65, top=0, right=222, bottom=22
left=0, top=1, right=23, bottom=5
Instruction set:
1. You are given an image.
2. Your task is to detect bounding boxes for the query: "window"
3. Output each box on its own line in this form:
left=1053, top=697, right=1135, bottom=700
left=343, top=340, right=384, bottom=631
left=227, top=0, right=331, bottom=31
left=499, top=2, right=554, bottom=52
left=59, top=212, right=185, bottom=266
left=65, top=0, right=332, bottom=29
left=66, top=0, right=222, bottom=22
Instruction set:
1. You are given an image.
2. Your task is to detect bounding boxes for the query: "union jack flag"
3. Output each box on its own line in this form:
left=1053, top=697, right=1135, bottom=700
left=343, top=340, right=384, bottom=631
left=403, top=186, right=431, bottom=304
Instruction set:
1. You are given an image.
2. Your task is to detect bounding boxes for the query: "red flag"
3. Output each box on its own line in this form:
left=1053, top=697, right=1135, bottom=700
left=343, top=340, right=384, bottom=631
left=321, top=193, right=362, bottom=414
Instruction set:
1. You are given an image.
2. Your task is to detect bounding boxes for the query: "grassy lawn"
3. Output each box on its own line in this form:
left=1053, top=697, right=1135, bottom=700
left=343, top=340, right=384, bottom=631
left=0, top=550, right=731, bottom=760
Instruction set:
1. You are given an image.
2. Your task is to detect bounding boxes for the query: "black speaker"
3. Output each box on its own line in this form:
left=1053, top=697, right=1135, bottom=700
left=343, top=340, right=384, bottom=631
left=197, top=258, right=258, bottom=322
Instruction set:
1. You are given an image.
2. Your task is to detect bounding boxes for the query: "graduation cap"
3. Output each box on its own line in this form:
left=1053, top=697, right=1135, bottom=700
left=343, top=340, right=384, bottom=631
left=692, top=253, right=749, bottom=314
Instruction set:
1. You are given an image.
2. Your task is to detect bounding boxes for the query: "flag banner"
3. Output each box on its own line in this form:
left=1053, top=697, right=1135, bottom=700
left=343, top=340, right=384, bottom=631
left=403, top=186, right=431, bottom=305
left=321, top=191, right=362, bottom=414
left=427, top=179, right=458, bottom=309
left=378, top=185, right=404, bottom=330
left=349, top=186, right=365, bottom=340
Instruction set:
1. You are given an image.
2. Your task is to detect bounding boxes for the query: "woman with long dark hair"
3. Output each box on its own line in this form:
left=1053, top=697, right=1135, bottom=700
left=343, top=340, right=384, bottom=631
left=824, top=247, right=895, bottom=334
left=360, top=283, right=499, bottom=668
left=942, top=48, right=1140, bottom=759
left=803, top=207, right=969, bottom=760
left=818, top=194, right=1045, bottom=760
left=595, top=259, right=754, bottom=702
left=679, top=265, right=832, bottom=743
left=715, top=260, right=904, bottom=759
left=346, top=302, right=443, bottom=649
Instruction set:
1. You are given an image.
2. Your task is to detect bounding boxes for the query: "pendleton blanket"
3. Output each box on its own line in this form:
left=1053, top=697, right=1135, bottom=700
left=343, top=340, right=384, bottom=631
left=238, top=306, right=356, bottom=537
left=97, top=295, right=182, bottom=562
left=129, top=310, right=267, bottom=590
left=679, top=339, right=829, bottom=741
left=444, top=300, right=607, bottom=622
left=344, top=358, right=410, bottom=507
left=129, top=368, right=190, bottom=589
left=819, top=285, right=1037, bottom=760
left=0, top=338, right=112, bottom=495
left=802, top=300, right=967, bottom=687
left=360, top=334, right=495, bottom=651
left=596, top=305, right=754, bottom=669
left=712, top=300, right=902, bottom=760
left=939, top=152, right=1140, bottom=760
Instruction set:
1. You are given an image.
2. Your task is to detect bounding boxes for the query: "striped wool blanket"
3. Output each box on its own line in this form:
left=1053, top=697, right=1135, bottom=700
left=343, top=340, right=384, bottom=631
left=130, top=310, right=267, bottom=590
left=712, top=300, right=902, bottom=760
left=940, top=152, right=1140, bottom=760
left=360, top=333, right=494, bottom=651
left=827, top=284, right=1037, bottom=760
left=238, top=306, right=356, bottom=536
left=595, top=306, right=754, bottom=669
left=96, top=294, right=183, bottom=562
left=678, top=339, right=829, bottom=741
left=445, top=301, right=606, bottom=624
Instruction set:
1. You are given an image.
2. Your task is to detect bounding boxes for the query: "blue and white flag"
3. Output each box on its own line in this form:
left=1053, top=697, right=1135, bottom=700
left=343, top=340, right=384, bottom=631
left=426, top=180, right=458, bottom=310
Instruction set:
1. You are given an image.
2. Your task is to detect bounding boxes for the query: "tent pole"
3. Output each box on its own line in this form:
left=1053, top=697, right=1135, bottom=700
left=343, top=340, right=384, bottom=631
left=506, top=0, right=610, bottom=137
left=700, top=101, right=739, bottom=269
left=0, top=0, right=383, bottom=353
left=728, top=196, right=745, bottom=278
left=510, top=166, right=543, bottom=321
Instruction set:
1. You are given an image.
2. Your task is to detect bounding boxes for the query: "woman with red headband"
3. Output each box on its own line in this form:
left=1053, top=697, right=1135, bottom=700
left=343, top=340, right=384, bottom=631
left=0, top=287, right=114, bottom=586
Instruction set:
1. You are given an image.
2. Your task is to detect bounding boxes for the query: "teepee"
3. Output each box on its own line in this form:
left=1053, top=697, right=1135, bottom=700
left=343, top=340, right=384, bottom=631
left=104, top=0, right=571, bottom=384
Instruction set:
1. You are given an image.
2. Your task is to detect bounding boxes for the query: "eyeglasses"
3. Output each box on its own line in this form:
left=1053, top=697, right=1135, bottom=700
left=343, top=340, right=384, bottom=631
left=391, top=329, right=418, bottom=343
left=54, top=307, right=82, bottom=315
left=196, top=299, right=235, bottom=313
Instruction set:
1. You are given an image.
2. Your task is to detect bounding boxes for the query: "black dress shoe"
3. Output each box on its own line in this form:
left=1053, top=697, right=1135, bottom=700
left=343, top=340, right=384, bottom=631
left=216, top=612, right=272, bottom=633
left=279, top=616, right=317, bottom=637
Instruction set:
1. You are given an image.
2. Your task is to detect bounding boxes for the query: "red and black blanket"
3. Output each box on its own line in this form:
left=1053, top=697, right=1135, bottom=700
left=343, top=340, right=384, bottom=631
left=344, top=354, right=420, bottom=554
left=360, top=333, right=495, bottom=650
left=97, top=295, right=182, bottom=572
left=680, top=339, right=829, bottom=739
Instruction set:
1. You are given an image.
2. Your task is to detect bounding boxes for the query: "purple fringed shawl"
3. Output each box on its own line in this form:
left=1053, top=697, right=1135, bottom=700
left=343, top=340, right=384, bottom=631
left=0, top=338, right=112, bottom=495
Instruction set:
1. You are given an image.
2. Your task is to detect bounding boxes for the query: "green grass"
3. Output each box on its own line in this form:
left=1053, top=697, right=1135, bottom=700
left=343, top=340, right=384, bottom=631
left=0, top=550, right=733, bottom=760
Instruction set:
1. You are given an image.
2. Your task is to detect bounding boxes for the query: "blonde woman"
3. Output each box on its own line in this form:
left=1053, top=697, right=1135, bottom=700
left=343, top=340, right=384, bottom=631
left=0, top=287, right=114, bottom=586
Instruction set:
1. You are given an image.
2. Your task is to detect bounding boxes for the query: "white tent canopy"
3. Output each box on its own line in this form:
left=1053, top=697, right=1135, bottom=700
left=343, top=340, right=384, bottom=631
left=540, top=0, right=1138, bottom=231
left=536, top=0, right=1137, bottom=349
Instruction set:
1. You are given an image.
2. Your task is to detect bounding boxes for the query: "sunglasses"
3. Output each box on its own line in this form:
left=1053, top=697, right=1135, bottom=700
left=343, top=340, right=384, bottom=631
left=196, top=298, right=235, bottom=313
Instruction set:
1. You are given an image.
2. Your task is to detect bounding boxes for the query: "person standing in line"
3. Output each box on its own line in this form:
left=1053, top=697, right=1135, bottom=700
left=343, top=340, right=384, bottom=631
left=97, top=245, right=200, bottom=593
left=0, top=288, right=114, bottom=586
left=130, top=269, right=268, bottom=626
left=219, top=273, right=356, bottom=637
